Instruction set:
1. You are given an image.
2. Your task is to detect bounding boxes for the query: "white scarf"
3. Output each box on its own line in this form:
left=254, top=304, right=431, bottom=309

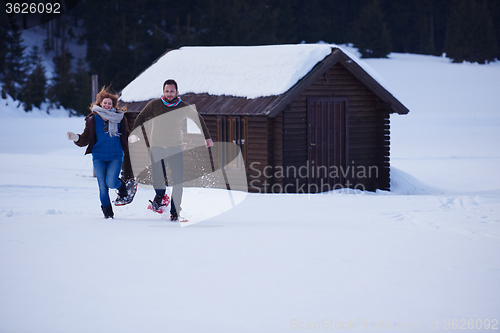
left=92, top=105, right=124, bottom=137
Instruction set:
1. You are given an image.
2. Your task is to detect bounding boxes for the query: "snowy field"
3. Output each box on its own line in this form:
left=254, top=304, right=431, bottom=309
left=1, top=49, right=500, bottom=332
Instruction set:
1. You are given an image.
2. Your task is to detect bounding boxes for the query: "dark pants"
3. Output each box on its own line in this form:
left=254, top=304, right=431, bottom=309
left=151, top=146, right=184, bottom=215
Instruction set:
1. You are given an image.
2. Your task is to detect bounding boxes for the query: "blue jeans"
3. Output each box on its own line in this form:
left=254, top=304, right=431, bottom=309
left=93, top=159, right=123, bottom=207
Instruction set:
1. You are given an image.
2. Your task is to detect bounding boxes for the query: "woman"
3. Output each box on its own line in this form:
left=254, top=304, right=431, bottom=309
left=66, top=87, right=136, bottom=218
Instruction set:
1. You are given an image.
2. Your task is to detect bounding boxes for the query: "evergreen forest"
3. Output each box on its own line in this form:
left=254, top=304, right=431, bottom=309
left=1, top=0, right=499, bottom=115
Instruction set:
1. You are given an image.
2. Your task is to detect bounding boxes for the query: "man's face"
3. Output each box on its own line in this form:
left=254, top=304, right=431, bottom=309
left=163, top=84, right=178, bottom=102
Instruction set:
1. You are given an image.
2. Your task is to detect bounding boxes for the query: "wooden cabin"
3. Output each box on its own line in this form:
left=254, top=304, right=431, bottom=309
left=119, top=45, right=409, bottom=193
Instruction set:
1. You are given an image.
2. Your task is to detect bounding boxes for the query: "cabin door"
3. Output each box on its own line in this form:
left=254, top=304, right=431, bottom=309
left=307, top=98, right=348, bottom=192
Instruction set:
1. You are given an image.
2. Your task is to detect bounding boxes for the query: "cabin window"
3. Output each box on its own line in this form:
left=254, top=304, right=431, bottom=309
left=217, top=116, right=248, bottom=169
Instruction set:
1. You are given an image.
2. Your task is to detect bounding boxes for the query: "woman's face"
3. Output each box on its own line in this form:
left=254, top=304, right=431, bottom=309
left=101, top=98, right=113, bottom=110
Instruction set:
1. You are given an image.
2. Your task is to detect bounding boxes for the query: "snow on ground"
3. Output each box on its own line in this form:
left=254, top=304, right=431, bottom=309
left=1, top=50, right=500, bottom=333
left=374, top=52, right=500, bottom=193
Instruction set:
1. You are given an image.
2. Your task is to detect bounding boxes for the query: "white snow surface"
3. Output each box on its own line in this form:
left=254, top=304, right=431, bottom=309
left=1, top=49, right=500, bottom=333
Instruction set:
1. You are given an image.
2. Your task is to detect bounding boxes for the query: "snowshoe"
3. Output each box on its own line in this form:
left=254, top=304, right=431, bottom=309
left=115, top=178, right=138, bottom=206
left=170, top=212, right=188, bottom=223
left=148, top=193, right=170, bottom=214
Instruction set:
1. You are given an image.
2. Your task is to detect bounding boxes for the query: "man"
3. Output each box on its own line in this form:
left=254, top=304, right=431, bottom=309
left=131, top=79, right=213, bottom=221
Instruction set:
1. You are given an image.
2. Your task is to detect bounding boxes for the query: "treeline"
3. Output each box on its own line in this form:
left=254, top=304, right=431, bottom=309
left=1, top=0, right=499, bottom=115
left=0, top=18, right=91, bottom=115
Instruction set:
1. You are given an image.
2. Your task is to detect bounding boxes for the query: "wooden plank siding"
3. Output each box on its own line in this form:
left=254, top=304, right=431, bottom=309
left=280, top=62, right=390, bottom=192
left=272, top=114, right=284, bottom=189
left=246, top=116, right=271, bottom=193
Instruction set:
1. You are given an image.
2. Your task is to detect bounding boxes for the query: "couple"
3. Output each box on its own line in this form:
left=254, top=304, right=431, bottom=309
left=67, top=79, right=213, bottom=221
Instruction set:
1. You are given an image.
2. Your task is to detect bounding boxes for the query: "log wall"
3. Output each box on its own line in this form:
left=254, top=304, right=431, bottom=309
left=280, top=62, right=390, bottom=192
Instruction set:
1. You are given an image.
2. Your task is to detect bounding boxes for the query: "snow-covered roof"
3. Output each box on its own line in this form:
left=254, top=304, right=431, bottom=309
left=119, top=43, right=406, bottom=115
left=120, top=44, right=335, bottom=102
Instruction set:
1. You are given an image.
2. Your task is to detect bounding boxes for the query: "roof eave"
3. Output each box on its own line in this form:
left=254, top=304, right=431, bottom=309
left=265, top=48, right=409, bottom=117
left=264, top=48, right=342, bottom=118
left=337, top=52, right=409, bottom=115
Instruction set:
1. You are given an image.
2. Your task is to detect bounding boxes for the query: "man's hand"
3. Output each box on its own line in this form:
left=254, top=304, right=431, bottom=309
left=128, top=135, right=140, bottom=143
left=205, top=138, right=214, bottom=148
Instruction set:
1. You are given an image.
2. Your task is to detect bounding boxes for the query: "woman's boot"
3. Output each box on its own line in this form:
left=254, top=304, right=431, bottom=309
left=101, top=204, right=114, bottom=219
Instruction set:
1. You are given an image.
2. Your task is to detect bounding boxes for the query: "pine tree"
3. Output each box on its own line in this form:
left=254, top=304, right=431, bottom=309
left=352, top=0, right=392, bottom=58
left=445, top=0, right=498, bottom=63
left=48, top=50, right=76, bottom=110
left=0, top=21, right=9, bottom=79
left=486, top=0, right=500, bottom=60
left=78, top=0, right=170, bottom=91
left=22, top=46, right=47, bottom=111
left=72, top=59, right=91, bottom=116
left=2, top=25, right=27, bottom=100
left=418, top=1, right=437, bottom=56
